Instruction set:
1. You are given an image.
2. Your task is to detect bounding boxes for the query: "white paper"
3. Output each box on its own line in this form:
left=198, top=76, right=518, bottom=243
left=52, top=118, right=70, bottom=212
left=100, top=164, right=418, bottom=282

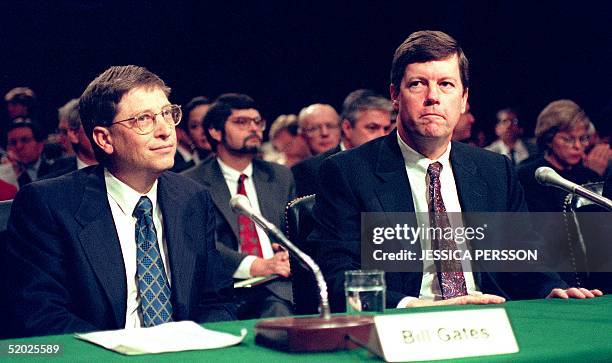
left=75, top=321, right=247, bottom=355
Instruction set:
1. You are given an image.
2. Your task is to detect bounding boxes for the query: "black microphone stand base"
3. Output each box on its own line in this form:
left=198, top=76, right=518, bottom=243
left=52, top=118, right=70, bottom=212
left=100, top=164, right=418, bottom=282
left=254, top=315, right=375, bottom=352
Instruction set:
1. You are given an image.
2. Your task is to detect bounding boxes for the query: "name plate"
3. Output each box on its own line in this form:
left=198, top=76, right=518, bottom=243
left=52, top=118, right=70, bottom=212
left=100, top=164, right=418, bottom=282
left=369, top=308, right=518, bottom=362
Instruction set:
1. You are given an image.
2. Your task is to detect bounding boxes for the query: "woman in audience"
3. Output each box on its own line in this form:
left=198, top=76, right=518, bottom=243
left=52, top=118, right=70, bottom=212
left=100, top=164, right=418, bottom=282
left=518, top=100, right=602, bottom=212
left=518, top=100, right=609, bottom=292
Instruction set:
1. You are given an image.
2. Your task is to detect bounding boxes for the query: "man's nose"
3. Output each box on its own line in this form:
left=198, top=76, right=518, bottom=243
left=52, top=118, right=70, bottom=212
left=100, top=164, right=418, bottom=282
left=424, top=86, right=440, bottom=106
left=154, top=114, right=173, bottom=137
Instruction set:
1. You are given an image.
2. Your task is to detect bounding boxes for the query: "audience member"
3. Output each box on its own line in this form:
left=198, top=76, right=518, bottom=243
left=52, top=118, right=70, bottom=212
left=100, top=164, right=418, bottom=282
left=309, top=30, right=601, bottom=313
left=518, top=100, right=603, bottom=212
left=4, top=87, right=36, bottom=120
left=486, top=108, right=537, bottom=165
left=171, top=96, right=213, bottom=172
left=0, top=118, right=68, bottom=188
left=44, top=99, right=97, bottom=178
left=297, top=103, right=341, bottom=155
left=3, top=65, right=235, bottom=338
left=183, top=93, right=294, bottom=320
left=56, top=99, right=77, bottom=157
left=451, top=101, right=475, bottom=142
left=292, top=89, right=393, bottom=197
left=266, top=114, right=310, bottom=166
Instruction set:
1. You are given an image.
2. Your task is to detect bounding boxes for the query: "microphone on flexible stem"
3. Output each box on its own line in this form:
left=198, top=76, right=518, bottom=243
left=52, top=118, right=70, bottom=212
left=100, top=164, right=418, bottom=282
left=229, top=195, right=374, bottom=352
left=534, top=166, right=612, bottom=211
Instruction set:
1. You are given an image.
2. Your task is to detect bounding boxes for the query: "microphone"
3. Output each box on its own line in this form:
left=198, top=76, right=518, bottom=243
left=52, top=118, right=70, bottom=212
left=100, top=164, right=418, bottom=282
left=535, top=167, right=612, bottom=211
left=229, top=195, right=374, bottom=352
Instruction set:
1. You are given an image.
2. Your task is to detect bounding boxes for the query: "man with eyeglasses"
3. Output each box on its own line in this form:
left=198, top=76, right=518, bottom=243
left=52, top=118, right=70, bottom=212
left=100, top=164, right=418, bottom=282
left=183, top=93, right=295, bottom=320
left=0, top=118, right=63, bottom=189
left=485, top=108, right=537, bottom=165
left=44, top=99, right=98, bottom=178
left=292, top=90, right=394, bottom=197
left=297, top=103, right=341, bottom=156
left=3, top=65, right=235, bottom=338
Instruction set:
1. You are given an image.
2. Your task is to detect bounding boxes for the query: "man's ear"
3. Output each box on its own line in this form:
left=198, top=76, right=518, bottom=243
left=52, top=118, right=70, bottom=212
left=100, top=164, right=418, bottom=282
left=461, top=88, right=469, bottom=114
left=208, top=128, right=222, bottom=143
left=390, top=84, right=399, bottom=110
left=92, top=126, right=114, bottom=156
left=341, top=119, right=352, bottom=138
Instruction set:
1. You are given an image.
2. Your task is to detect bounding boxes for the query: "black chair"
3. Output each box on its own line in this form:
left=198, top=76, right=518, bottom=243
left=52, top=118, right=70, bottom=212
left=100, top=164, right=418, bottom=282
left=285, top=194, right=320, bottom=314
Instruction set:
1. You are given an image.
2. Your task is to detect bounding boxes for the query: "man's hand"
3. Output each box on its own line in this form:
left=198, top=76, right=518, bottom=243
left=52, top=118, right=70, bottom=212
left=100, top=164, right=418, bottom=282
left=405, top=294, right=506, bottom=308
left=249, top=244, right=290, bottom=277
left=547, top=287, right=603, bottom=299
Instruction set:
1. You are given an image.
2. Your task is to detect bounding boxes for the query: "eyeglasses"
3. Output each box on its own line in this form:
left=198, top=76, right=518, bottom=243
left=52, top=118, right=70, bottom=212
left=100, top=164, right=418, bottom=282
left=8, top=136, right=36, bottom=147
left=557, top=134, right=590, bottom=147
left=301, top=122, right=340, bottom=136
left=499, top=118, right=520, bottom=126
left=111, top=104, right=182, bottom=135
left=229, top=116, right=266, bottom=130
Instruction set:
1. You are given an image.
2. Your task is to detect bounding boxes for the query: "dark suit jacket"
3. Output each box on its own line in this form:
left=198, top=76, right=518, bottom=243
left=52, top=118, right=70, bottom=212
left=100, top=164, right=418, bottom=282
left=182, top=157, right=295, bottom=301
left=40, top=156, right=78, bottom=180
left=310, top=131, right=567, bottom=312
left=3, top=166, right=235, bottom=338
left=291, top=145, right=341, bottom=197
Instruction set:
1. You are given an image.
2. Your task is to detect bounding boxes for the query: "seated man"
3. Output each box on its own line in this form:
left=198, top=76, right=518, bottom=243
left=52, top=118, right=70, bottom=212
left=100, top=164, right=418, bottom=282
left=309, top=30, right=601, bottom=312
left=183, top=93, right=294, bottom=320
left=3, top=65, right=235, bottom=338
left=292, top=89, right=393, bottom=197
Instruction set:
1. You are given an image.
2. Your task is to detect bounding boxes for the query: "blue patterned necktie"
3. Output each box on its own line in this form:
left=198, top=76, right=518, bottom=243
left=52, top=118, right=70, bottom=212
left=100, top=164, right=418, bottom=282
left=133, top=196, right=173, bottom=327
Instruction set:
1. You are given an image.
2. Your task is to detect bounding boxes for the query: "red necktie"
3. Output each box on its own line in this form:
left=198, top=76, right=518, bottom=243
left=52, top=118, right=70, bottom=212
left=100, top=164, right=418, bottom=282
left=427, top=162, right=467, bottom=299
left=237, top=174, right=263, bottom=257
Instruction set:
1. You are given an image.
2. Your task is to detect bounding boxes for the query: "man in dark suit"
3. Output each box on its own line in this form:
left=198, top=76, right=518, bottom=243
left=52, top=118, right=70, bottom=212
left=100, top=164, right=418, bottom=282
left=0, top=118, right=72, bottom=188
left=310, top=30, right=602, bottom=313
left=44, top=98, right=98, bottom=179
left=183, top=93, right=294, bottom=319
left=292, top=89, right=394, bottom=197
left=3, top=65, right=235, bottom=338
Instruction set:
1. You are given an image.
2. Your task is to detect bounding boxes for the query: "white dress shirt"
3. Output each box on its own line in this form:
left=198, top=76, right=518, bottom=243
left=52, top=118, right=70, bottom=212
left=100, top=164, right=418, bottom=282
left=216, top=158, right=274, bottom=278
left=396, top=134, right=479, bottom=306
left=485, top=139, right=530, bottom=165
left=105, top=169, right=171, bottom=328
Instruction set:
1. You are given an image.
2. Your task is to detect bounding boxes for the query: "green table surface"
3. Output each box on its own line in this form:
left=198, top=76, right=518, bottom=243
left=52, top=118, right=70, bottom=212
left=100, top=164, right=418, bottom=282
left=2, top=295, right=611, bottom=362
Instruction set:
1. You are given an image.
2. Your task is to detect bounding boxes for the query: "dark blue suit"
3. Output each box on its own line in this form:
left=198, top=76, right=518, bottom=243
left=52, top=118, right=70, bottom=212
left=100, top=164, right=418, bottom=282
left=310, top=131, right=566, bottom=312
left=3, top=165, right=235, bottom=338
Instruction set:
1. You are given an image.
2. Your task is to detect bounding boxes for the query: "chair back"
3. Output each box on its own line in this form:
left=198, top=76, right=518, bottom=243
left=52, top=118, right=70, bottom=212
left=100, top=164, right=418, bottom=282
left=285, top=195, right=319, bottom=314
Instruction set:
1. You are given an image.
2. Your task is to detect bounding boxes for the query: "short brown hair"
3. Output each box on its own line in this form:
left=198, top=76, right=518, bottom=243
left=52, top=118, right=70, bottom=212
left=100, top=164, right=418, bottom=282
left=535, top=99, right=591, bottom=150
left=390, top=30, right=469, bottom=95
left=79, top=65, right=170, bottom=164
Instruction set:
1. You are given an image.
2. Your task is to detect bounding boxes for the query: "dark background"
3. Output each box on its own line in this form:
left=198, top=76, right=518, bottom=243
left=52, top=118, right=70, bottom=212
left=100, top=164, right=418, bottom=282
left=1, top=0, right=611, bottom=140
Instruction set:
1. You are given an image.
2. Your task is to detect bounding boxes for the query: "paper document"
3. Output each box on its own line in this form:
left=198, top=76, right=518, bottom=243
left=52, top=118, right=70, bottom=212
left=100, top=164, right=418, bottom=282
left=233, top=274, right=279, bottom=288
left=75, top=321, right=247, bottom=355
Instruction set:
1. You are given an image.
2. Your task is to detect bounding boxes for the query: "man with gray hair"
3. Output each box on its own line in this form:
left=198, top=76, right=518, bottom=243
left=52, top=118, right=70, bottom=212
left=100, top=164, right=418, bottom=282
left=297, top=103, right=341, bottom=156
left=45, top=99, right=98, bottom=178
left=292, top=90, right=393, bottom=196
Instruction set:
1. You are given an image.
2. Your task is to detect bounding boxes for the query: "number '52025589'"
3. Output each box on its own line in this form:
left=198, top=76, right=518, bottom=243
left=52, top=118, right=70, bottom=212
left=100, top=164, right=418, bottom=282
left=3, top=344, right=62, bottom=355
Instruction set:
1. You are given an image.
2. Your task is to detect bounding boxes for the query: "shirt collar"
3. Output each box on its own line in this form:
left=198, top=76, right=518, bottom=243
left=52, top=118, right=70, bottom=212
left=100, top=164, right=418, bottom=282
left=105, top=168, right=159, bottom=217
left=217, top=157, right=253, bottom=181
left=396, top=132, right=452, bottom=170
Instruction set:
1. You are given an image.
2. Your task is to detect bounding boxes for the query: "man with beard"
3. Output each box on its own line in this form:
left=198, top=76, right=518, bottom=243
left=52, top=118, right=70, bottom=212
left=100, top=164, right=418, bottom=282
left=183, top=93, right=295, bottom=319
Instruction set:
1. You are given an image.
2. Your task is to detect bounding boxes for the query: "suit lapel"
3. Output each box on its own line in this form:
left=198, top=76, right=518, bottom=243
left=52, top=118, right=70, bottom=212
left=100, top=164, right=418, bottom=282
left=202, top=159, right=239, bottom=238
left=252, top=160, right=279, bottom=226
left=158, top=174, right=195, bottom=319
left=449, top=142, right=489, bottom=212
left=74, top=166, right=126, bottom=328
left=374, top=133, right=415, bottom=213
